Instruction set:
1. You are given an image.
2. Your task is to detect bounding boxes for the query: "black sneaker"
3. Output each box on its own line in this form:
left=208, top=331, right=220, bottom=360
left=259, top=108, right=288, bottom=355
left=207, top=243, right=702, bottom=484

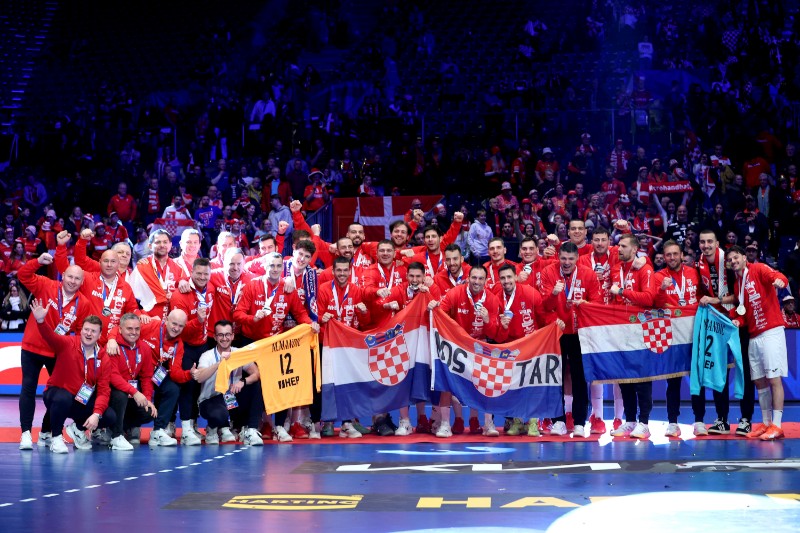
left=707, top=418, right=730, bottom=434
left=735, top=418, right=751, bottom=436
left=373, top=417, right=394, bottom=437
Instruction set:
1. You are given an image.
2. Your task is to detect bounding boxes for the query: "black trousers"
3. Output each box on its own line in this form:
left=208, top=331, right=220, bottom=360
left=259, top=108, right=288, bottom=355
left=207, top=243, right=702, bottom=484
left=199, top=380, right=265, bottom=429
left=108, top=388, right=154, bottom=438
left=620, top=382, right=653, bottom=424
left=43, top=386, right=116, bottom=435
left=153, top=375, right=180, bottom=430
left=555, top=334, right=588, bottom=426
left=178, top=343, right=205, bottom=422
left=19, top=349, right=54, bottom=433
left=666, top=377, right=681, bottom=424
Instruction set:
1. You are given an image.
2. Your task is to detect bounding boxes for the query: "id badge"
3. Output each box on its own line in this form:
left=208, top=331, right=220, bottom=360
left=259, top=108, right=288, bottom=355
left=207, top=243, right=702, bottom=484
left=55, top=323, right=69, bottom=336
left=152, top=366, right=167, bottom=386
left=75, top=382, right=95, bottom=405
left=128, top=379, right=139, bottom=398
left=223, top=391, right=239, bottom=410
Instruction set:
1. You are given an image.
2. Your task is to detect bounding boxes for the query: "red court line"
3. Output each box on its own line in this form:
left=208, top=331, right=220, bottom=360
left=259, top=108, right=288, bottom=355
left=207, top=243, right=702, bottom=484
left=4, top=423, right=799, bottom=444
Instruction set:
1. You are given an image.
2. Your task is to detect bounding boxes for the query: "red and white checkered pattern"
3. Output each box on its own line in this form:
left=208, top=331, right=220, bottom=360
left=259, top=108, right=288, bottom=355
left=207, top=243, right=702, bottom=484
left=471, top=353, right=514, bottom=397
left=152, top=218, right=196, bottom=238
left=368, top=335, right=410, bottom=386
left=642, top=318, right=673, bottom=354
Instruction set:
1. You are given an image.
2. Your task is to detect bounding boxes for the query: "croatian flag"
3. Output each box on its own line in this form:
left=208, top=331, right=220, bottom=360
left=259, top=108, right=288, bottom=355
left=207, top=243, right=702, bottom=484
left=322, top=296, right=431, bottom=422
left=424, top=310, right=564, bottom=419
left=577, top=302, right=696, bottom=384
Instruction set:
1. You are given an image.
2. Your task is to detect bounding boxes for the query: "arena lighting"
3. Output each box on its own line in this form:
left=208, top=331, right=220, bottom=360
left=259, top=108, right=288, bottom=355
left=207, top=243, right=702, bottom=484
left=548, top=491, right=800, bottom=532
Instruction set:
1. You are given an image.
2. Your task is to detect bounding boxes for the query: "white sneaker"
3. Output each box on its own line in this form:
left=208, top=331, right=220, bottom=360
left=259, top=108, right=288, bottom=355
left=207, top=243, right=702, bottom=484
left=66, top=423, right=92, bottom=450
left=37, top=431, right=52, bottom=447
left=482, top=422, right=500, bottom=437
left=273, top=426, right=293, bottom=442
left=205, top=427, right=220, bottom=445
left=308, top=423, right=321, bottom=440
left=665, top=423, right=681, bottom=437
left=611, top=421, right=637, bottom=437
left=50, top=435, right=68, bottom=454
left=572, top=425, right=586, bottom=438
left=166, top=422, right=176, bottom=438
left=219, top=427, right=236, bottom=443
left=110, top=435, right=134, bottom=451
left=435, top=421, right=452, bottom=438
left=181, top=429, right=202, bottom=446
left=126, top=427, right=141, bottom=444
left=693, top=421, right=709, bottom=436
left=19, top=430, right=33, bottom=450
left=301, top=416, right=314, bottom=434
left=630, top=422, right=650, bottom=439
left=550, top=421, right=568, bottom=436
left=394, top=418, right=412, bottom=436
left=92, top=428, right=111, bottom=445
left=243, top=428, right=264, bottom=446
left=339, top=422, right=363, bottom=438
left=149, top=428, right=177, bottom=447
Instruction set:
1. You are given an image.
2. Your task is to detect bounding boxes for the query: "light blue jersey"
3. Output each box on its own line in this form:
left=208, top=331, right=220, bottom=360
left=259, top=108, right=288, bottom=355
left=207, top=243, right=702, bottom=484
left=690, top=305, right=744, bottom=399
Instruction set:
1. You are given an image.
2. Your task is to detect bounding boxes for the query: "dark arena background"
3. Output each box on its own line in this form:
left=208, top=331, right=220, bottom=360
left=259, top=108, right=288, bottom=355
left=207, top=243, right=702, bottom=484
left=1, top=0, right=800, bottom=531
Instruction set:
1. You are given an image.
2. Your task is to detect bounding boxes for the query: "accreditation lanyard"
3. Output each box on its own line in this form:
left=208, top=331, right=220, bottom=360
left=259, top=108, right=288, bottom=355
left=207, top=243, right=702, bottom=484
left=57, top=288, right=78, bottom=319
left=158, top=323, right=172, bottom=362
left=331, top=282, right=349, bottom=319
left=121, top=344, right=140, bottom=378
left=82, top=344, right=100, bottom=384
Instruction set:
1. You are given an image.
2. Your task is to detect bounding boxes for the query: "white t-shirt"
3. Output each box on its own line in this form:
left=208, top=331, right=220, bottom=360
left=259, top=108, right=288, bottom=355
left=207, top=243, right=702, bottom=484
left=198, top=346, right=249, bottom=404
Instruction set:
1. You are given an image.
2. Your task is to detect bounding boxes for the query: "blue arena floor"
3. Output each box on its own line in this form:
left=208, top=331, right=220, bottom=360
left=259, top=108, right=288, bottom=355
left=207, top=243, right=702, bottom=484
left=2, top=399, right=800, bottom=532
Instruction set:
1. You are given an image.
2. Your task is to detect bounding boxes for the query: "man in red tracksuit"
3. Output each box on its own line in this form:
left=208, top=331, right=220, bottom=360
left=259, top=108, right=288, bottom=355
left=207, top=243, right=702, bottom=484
left=108, top=309, right=188, bottom=447
left=376, top=262, right=441, bottom=436
left=516, top=236, right=555, bottom=292
left=653, top=240, right=701, bottom=438
left=170, top=258, right=214, bottom=445
left=496, top=263, right=558, bottom=437
left=541, top=242, right=602, bottom=438
left=429, top=264, right=503, bottom=438
left=17, top=253, right=91, bottom=451
left=106, top=313, right=157, bottom=450
left=234, top=252, right=317, bottom=442
left=363, top=240, right=408, bottom=328
left=54, top=231, right=139, bottom=345
left=32, top=302, right=116, bottom=454
left=207, top=248, right=253, bottom=347
left=609, top=233, right=655, bottom=440
left=483, top=237, right=518, bottom=293
left=434, top=244, right=472, bottom=297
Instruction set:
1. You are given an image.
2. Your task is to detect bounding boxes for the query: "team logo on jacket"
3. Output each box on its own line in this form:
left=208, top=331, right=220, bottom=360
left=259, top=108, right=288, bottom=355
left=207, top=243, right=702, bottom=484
left=365, top=324, right=409, bottom=386
left=471, top=343, right=519, bottom=397
left=636, top=309, right=673, bottom=354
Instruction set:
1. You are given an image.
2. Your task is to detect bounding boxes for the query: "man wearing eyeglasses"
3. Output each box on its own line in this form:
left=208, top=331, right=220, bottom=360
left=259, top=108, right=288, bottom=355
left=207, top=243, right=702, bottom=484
left=191, top=320, right=264, bottom=446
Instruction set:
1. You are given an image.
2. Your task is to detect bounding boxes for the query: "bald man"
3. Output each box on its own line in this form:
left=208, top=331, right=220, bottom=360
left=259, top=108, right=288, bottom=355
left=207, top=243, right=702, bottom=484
left=68, top=229, right=135, bottom=285
left=17, top=253, right=92, bottom=450
left=55, top=230, right=140, bottom=347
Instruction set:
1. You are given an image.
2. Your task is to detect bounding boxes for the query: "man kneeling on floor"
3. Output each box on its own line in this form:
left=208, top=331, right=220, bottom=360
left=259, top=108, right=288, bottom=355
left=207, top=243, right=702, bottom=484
left=31, top=299, right=117, bottom=453
left=191, top=320, right=264, bottom=446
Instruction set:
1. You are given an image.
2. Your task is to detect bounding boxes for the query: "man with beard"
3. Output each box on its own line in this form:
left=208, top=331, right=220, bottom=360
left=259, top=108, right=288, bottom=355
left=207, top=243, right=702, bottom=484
left=434, top=244, right=472, bottom=296
left=483, top=237, right=518, bottom=292
left=234, top=253, right=317, bottom=442
left=696, top=228, right=755, bottom=436
left=541, top=243, right=602, bottom=437
left=130, top=229, right=184, bottom=319
left=364, top=239, right=408, bottom=327
left=653, top=241, right=701, bottom=438
left=609, top=234, right=655, bottom=440
left=429, top=265, right=503, bottom=438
